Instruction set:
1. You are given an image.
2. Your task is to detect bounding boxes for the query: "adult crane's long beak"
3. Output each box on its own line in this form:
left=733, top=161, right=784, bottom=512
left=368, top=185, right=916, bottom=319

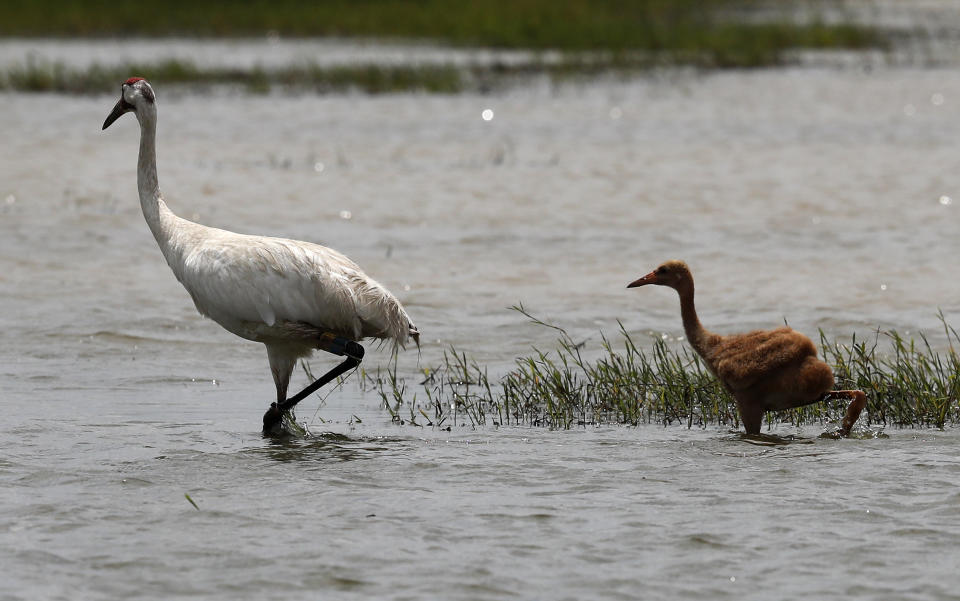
left=102, top=98, right=132, bottom=130
left=627, top=271, right=657, bottom=288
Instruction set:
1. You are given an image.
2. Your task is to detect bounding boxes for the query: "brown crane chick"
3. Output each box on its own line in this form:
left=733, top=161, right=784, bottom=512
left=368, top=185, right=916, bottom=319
left=628, top=260, right=866, bottom=436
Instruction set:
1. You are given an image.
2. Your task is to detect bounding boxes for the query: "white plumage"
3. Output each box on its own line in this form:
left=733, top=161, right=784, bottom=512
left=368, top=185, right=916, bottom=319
left=103, top=77, right=418, bottom=412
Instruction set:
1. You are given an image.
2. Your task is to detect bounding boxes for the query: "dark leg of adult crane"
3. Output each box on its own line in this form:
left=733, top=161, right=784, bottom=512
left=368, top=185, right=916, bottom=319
left=262, top=336, right=365, bottom=433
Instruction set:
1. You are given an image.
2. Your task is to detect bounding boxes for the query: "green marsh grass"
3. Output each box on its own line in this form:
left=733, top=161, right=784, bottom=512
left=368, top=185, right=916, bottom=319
left=363, top=308, right=960, bottom=431
left=1, top=0, right=881, bottom=59
left=0, top=0, right=887, bottom=93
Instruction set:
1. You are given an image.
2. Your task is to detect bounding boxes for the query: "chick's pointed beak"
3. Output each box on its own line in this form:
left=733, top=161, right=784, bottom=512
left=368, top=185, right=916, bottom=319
left=627, top=271, right=657, bottom=288
left=102, top=97, right=132, bottom=130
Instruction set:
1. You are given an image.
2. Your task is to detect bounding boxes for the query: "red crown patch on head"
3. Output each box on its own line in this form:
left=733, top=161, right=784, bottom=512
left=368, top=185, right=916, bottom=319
left=124, top=77, right=145, bottom=85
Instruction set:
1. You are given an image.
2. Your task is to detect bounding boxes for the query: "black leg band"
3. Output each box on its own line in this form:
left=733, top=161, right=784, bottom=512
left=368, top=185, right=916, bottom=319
left=317, top=333, right=365, bottom=361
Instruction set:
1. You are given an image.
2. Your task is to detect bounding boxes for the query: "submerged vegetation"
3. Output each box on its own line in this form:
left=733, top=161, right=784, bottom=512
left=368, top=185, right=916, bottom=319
left=0, top=59, right=465, bottom=94
left=0, top=1, right=888, bottom=93
left=362, top=308, right=960, bottom=431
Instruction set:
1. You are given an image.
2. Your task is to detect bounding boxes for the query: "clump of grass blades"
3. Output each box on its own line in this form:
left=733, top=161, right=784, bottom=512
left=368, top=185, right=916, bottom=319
left=364, top=308, right=960, bottom=430
left=819, top=310, right=960, bottom=429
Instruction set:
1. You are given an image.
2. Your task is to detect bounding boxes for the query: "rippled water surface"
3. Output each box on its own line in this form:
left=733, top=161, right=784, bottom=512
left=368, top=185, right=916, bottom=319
left=3, top=49, right=960, bottom=599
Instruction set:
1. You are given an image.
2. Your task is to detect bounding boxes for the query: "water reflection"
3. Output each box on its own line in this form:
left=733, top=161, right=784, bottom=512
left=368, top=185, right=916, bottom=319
left=738, top=432, right=814, bottom=446
left=735, top=426, right=888, bottom=445
left=251, top=432, right=406, bottom=463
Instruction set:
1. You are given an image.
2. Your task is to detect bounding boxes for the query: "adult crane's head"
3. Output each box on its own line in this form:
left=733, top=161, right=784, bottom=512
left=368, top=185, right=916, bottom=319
left=102, top=77, right=155, bottom=130
left=627, top=260, right=691, bottom=290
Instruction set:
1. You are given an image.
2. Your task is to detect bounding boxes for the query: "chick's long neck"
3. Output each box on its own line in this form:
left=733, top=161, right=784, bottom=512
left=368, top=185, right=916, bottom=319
left=674, top=276, right=715, bottom=357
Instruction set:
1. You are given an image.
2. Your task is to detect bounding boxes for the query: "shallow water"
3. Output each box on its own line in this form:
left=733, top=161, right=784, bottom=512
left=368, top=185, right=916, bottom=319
left=5, top=411, right=960, bottom=601
left=3, top=54, right=960, bottom=599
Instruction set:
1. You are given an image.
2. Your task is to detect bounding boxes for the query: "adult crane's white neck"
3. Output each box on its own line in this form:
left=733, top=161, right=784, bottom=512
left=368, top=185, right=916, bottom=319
left=133, top=103, right=178, bottom=256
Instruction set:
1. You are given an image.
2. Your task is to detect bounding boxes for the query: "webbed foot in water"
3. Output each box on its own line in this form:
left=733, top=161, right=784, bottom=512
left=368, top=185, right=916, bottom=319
left=819, top=426, right=887, bottom=440
left=262, top=404, right=309, bottom=437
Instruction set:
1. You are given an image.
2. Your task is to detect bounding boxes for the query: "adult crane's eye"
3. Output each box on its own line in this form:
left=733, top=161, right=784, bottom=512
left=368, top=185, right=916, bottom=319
left=656, top=267, right=666, bottom=275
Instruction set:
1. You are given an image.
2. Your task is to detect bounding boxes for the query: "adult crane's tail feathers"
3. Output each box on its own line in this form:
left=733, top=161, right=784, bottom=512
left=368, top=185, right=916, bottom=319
left=347, top=270, right=419, bottom=350
left=409, top=323, right=421, bottom=349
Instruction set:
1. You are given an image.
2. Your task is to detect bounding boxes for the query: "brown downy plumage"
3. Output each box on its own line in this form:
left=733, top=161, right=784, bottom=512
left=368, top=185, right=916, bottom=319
left=628, top=260, right=865, bottom=435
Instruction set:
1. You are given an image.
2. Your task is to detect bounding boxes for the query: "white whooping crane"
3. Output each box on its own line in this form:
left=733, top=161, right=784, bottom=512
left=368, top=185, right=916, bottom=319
left=102, top=77, right=419, bottom=433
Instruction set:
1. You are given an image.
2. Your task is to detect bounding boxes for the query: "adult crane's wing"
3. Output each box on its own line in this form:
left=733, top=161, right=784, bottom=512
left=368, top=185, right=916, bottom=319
left=172, top=225, right=413, bottom=345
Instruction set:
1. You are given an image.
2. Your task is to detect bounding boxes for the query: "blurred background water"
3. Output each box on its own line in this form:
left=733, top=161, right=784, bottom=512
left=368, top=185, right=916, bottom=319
left=2, top=1, right=960, bottom=599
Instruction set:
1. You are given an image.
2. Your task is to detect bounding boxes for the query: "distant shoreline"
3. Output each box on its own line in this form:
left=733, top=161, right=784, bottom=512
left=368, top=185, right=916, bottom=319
left=0, top=48, right=896, bottom=96
left=0, top=0, right=880, bottom=53
left=0, top=0, right=883, bottom=60
left=0, top=0, right=906, bottom=95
